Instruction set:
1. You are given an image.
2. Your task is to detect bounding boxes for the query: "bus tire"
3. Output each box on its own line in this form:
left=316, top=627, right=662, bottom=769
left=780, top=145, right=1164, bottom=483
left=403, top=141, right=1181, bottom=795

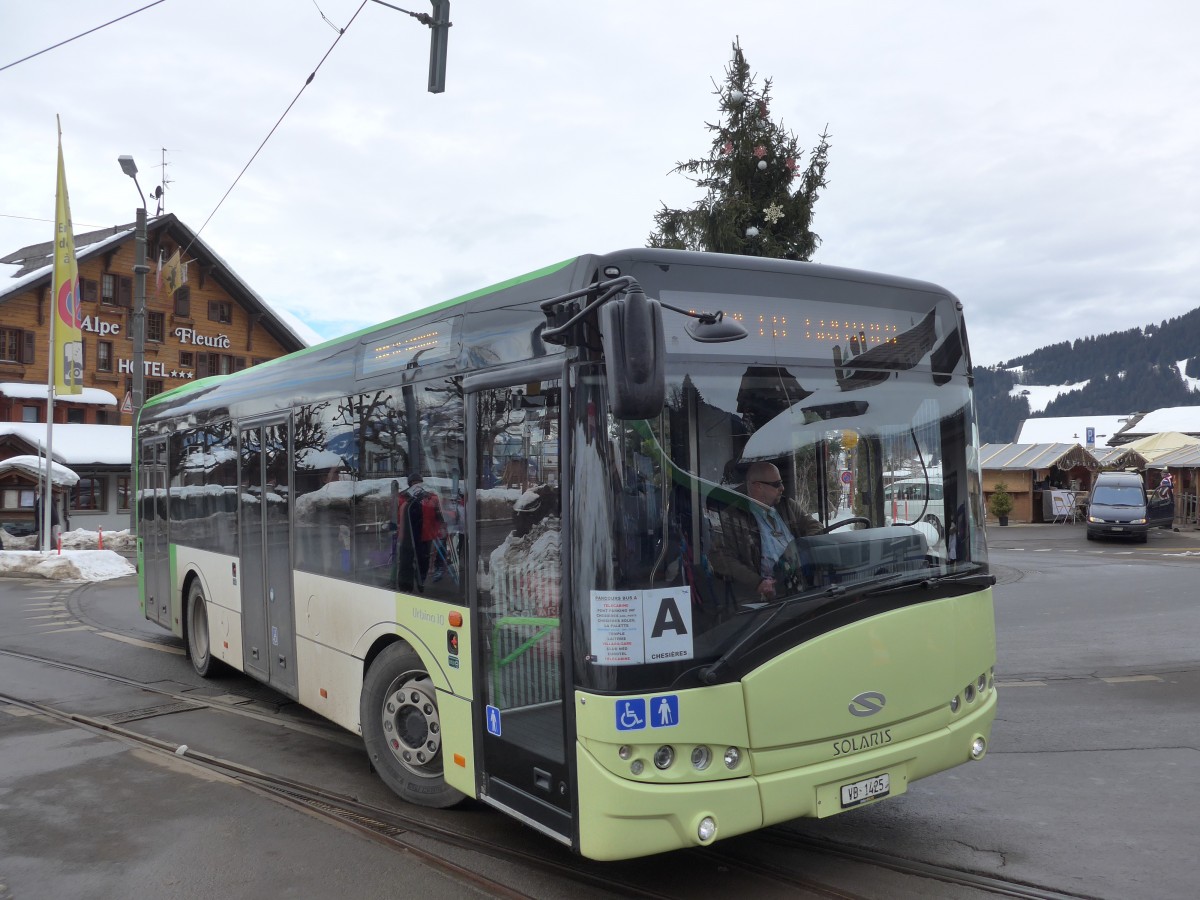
left=360, top=642, right=465, bottom=809
left=186, top=580, right=219, bottom=678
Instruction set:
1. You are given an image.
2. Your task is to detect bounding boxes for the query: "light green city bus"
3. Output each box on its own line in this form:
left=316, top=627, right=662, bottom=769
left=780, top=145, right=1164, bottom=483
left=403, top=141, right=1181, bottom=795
left=137, top=248, right=996, bottom=860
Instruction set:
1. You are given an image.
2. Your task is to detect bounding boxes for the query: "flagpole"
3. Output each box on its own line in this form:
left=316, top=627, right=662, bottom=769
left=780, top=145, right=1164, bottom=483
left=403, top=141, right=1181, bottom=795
left=43, top=296, right=56, bottom=553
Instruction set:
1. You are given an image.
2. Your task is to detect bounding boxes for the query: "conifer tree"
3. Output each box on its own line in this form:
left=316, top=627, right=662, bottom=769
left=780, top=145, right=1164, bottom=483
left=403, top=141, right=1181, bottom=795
left=648, top=40, right=831, bottom=260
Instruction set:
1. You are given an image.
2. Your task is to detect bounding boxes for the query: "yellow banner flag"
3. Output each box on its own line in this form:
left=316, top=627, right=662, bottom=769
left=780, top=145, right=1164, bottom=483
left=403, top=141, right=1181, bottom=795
left=162, top=249, right=184, bottom=293
left=52, top=117, right=83, bottom=395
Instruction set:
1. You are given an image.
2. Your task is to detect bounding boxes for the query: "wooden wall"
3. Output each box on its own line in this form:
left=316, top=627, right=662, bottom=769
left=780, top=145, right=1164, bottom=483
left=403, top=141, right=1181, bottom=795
left=1, top=228, right=298, bottom=426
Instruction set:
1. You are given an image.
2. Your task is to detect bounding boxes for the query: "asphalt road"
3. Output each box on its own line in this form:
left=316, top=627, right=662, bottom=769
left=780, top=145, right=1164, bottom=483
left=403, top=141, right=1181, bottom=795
left=1, top=522, right=1197, bottom=899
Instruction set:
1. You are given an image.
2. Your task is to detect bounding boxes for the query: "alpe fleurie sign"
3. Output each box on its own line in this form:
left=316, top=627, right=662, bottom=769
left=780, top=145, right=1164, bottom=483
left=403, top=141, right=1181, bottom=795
left=79, top=316, right=231, bottom=378
left=80, top=317, right=232, bottom=351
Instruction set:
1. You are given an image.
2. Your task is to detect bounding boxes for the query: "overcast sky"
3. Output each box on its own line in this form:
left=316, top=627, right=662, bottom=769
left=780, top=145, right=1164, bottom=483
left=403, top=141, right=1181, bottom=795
left=3, top=1, right=1198, bottom=366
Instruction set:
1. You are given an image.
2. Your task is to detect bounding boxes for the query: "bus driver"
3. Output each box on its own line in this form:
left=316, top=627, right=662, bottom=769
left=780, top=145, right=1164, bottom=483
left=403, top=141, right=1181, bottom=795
left=711, top=461, right=822, bottom=601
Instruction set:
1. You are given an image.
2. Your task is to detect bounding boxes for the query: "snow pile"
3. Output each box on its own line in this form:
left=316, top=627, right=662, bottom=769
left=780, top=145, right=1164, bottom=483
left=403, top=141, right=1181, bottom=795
left=0, top=550, right=135, bottom=581
left=61, top=528, right=137, bottom=551
left=484, top=516, right=561, bottom=615
left=1, top=528, right=137, bottom=552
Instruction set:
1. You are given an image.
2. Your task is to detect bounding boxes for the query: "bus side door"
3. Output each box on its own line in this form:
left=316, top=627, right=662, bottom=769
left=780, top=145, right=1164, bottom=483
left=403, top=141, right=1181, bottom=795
left=141, top=437, right=170, bottom=628
left=238, top=417, right=298, bottom=699
left=470, top=375, right=572, bottom=845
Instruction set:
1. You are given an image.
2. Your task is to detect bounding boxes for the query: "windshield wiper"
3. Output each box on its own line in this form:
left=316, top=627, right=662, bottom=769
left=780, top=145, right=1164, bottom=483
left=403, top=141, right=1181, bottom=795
left=859, top=569, right=997, bottom=598
left=699, top=584, right=847, bottom=684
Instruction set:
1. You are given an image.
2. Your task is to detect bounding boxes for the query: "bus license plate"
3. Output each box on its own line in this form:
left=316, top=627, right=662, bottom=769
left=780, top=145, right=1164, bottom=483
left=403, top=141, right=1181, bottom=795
left=840, top=773, right=890, bottom=808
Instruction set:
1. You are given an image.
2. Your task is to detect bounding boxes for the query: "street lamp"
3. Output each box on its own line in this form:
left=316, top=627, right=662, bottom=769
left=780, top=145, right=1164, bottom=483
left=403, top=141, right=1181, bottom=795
left=118, top=154, right=150, bottom=533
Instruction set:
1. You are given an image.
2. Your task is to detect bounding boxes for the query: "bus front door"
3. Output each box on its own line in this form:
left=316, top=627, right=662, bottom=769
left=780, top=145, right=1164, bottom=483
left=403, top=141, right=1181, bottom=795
left=141, top=437, right=170, bottom=628
left=238, top=418, right=298, bottom=699
left=472, top=377, right=572, bottom=845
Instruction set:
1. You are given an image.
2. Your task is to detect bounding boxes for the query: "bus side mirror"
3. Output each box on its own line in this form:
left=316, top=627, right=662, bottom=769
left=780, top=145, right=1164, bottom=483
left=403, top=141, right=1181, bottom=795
left=598, top=287, right=665, bottom=420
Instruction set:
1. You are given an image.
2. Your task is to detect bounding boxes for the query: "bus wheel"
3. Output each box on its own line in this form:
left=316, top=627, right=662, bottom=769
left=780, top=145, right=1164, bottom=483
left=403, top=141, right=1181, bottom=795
left=360, top=643, right=465, bottom=809
left=186, top=580, right=219, bottom=678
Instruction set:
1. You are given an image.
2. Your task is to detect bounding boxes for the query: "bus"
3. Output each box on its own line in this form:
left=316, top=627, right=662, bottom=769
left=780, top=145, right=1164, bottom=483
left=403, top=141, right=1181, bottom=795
left=136, top=248, right=997, bottom=861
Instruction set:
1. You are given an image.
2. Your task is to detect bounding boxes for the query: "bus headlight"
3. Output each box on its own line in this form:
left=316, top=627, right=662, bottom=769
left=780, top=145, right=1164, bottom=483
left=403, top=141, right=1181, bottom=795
left=723, top=746, right=741, bottom=769
left=949, top=695, right=961, bottom=713
left=971, top=736, right=987, bottom=759
left=691, top=745, right=712, bottom=771
left=697, top=816, right=717, bottom=842
left=654, top=745, right=675, bottom=770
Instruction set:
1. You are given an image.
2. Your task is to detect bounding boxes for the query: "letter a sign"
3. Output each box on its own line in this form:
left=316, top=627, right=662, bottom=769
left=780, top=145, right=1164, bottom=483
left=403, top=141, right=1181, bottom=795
left=643, top=586, right=693, bottom=663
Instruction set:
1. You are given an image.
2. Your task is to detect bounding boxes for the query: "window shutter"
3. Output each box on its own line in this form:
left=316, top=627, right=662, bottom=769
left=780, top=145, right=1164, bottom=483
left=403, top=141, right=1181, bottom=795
left=174, top=286, right=191, bottom=317
left=197, top=352, right=209, bottom=374
left=22, top=330, right=35, bottom=364
left=81, top=278, right=98, bottom=303
left=118, top=276, right=133, bottom=308
left=234, top=357, right=247, bottom=371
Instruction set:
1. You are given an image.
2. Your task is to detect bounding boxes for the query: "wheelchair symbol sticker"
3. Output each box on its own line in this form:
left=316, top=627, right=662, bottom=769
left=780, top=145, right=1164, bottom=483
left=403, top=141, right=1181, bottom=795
left=616, top=698, right=646, bottom=731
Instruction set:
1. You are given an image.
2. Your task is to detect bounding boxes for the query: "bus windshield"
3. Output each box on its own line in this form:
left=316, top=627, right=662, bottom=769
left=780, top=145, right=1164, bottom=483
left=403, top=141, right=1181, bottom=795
left=572, top=361, right=988, bottom=691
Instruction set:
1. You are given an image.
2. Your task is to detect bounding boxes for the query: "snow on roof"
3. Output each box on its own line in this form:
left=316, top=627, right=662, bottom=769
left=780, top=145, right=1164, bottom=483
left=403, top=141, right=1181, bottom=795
left=0, top=454, right=80, bottom=487
left=1119, top=407, right=1200, bottom=436
left=0, top=423, right=130, bottom=466
left=1016, top=414, right=1135, bottom=446
left=0, top=382, right=117, bottom=406
left=0, top=227, right=132, bottom=298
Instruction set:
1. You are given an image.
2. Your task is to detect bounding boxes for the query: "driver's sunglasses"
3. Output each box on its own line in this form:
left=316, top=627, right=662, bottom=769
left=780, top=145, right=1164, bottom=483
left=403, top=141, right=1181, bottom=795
left=755, top=479, right=784, bottom=488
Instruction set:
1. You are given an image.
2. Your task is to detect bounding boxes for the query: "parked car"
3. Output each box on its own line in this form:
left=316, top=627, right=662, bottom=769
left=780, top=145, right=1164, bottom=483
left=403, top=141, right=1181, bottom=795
left=1085, top=471, right=1173, bottom=542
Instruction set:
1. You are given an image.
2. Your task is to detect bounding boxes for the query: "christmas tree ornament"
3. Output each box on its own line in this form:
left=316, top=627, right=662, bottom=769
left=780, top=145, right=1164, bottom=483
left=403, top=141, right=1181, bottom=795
left=757, top=160, right=767, bottom=171
left=763, top=203, right=784, bottom=224
left=753, top=145, right=767, bottom=159
left=729, top=89, right=744, bottom=105
left=722, top=140, right=734, bottom=155
left=745, top=225, right=760, bottom=238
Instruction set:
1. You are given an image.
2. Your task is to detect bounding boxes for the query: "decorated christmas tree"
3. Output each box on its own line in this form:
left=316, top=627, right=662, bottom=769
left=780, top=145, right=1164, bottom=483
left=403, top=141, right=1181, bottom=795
left=648, top=41, right=831, bottom=260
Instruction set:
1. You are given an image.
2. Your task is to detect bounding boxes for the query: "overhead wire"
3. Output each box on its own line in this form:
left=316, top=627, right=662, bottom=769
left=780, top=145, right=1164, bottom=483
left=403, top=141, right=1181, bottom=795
left=0, top=0, right=170, bottom=74
left=182, top=0, right=369, bottom=256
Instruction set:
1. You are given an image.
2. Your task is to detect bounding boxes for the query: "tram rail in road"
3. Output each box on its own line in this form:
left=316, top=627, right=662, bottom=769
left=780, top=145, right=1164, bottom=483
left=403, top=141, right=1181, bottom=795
left=0, top=643, right=1102, bottom=900
left=0, top=679, right=1084, bottom=900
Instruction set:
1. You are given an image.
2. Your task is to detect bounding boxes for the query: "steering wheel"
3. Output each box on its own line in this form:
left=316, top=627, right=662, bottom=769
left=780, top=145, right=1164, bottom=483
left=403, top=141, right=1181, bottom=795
left=820, top=517, right=871, bottom=534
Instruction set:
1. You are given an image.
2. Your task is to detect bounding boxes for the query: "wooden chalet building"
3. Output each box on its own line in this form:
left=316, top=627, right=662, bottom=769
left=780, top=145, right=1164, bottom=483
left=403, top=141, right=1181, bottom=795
left=0, top=214, right=306, bottom=535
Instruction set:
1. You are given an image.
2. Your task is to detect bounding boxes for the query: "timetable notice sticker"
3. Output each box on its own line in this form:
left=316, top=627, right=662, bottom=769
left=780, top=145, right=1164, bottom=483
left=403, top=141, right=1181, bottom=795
left=590, top=591, right=643, bottom=665
left=590, top=587, right=693, bottom=666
